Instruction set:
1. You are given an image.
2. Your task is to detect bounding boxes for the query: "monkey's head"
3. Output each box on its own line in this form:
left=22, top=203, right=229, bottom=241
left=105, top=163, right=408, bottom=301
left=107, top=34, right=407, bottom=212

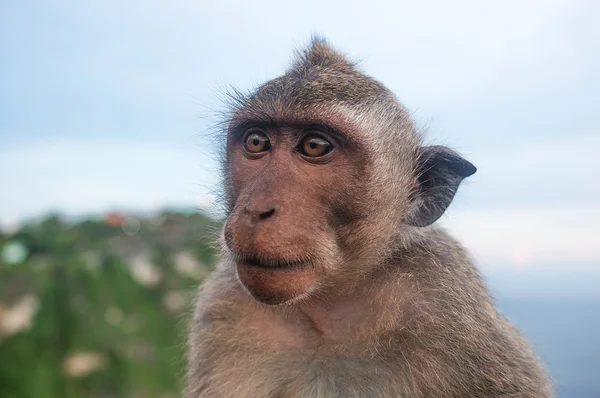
left=222, top=38, right=476, bottom=305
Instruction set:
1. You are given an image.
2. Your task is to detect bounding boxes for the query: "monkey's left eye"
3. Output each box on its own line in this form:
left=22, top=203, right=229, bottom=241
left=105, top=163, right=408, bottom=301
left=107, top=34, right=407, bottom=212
left=243, top=130, right=271, bottom=154
left=298, top=135, right=332, bottom=158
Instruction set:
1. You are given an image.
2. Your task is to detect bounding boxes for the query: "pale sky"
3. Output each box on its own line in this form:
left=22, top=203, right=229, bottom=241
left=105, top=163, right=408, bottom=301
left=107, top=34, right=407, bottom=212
left=1, top=0, right=599, bottom=279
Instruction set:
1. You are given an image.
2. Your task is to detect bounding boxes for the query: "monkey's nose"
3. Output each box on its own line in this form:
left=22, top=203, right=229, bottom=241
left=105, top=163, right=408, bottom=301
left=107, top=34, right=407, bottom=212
left=258, top=208, right=276, bottom=220
left=243, top=204, right=277, bottom=222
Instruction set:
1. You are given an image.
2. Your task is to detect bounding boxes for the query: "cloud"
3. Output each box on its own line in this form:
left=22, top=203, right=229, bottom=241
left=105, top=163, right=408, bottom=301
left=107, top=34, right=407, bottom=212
left=442, top=205, right=600, bottom=268
left=460, top=133, right=600, bottom=209
left=439, top=133, right=600, bottom=268
left=0, top=140, right=220, bottom=225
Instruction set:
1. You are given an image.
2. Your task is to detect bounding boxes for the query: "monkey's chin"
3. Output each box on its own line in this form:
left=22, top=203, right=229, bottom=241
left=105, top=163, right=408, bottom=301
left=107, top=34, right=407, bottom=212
left=236, top=262, right=317, bottom=306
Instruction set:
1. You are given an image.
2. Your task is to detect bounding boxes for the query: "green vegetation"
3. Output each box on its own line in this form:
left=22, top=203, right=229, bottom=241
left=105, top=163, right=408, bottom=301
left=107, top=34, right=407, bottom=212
left=0, top=211, right=222, bottom=398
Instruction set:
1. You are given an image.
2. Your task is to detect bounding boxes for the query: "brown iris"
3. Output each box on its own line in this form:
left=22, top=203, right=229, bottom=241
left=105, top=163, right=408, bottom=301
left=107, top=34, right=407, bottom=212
left=298, top=135, right=332, bottom=157
left=244, top=130, right=271, bottom=153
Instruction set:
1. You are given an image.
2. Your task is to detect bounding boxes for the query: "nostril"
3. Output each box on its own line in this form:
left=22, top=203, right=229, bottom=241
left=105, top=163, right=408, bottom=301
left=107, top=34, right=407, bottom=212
left=259, top=208, right=276, bottom=220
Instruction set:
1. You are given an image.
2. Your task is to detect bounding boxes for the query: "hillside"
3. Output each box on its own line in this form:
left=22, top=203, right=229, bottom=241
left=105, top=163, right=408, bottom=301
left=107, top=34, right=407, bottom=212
left=0, top=211, right=222, bottom=398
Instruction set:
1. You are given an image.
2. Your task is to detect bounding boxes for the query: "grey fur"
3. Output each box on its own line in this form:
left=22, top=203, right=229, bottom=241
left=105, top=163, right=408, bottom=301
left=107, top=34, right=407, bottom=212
left=186, top=37, right=553, bottom=397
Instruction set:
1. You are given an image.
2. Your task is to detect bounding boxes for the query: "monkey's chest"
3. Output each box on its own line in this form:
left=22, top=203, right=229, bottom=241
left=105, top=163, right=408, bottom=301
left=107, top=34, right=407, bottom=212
left=202, top=332, right=403, bottom=398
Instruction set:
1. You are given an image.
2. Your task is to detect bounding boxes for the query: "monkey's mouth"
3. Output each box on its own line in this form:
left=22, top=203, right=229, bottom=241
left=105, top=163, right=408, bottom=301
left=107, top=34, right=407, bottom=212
left=235, top=253, right=311, bottom=270
left=233, top=253, right=317, bottom=305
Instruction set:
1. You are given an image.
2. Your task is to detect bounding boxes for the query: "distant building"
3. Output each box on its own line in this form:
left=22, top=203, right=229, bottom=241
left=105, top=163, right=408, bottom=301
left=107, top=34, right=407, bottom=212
left=104, top=212, right=126, bottom=226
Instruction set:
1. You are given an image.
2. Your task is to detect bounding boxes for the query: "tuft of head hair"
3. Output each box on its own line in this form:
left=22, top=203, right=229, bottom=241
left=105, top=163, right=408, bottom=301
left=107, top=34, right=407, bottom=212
left=292, top=36, right=355, bottom=72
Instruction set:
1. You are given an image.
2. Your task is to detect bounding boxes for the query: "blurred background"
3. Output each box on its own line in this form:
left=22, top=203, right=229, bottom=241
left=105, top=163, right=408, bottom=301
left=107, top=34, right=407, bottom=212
left=1, top=1, right=598, bottom=397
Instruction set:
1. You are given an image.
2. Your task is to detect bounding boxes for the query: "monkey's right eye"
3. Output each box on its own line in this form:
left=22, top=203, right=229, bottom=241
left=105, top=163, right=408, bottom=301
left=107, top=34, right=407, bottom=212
left=243, top=130, right=271, bottom=154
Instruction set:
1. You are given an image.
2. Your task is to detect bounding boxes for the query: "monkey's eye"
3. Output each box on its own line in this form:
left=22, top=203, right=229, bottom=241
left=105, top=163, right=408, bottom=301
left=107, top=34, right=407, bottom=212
left=243, top=130, right=271, bottom=154
left=298, top=135, right=332, bottom=157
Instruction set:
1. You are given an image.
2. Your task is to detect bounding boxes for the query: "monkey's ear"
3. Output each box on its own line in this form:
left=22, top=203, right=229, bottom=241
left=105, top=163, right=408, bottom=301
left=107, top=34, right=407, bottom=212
left=405, top=145, right=476, bottom=228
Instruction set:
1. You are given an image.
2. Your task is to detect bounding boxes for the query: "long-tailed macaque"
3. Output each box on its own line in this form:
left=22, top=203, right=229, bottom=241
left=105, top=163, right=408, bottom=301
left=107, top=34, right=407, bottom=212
left=186, top=37, right=553, bottom=397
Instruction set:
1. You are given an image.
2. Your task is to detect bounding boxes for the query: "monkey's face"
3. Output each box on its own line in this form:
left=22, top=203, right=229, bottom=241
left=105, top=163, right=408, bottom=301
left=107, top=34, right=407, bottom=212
left=223, top=123, right=371, bottom=305
left=219, top=40, right=477, bottom=306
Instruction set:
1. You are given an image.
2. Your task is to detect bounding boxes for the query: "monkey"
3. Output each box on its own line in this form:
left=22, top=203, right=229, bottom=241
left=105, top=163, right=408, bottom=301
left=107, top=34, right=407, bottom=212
left=186, top=37, right=553, bottom=398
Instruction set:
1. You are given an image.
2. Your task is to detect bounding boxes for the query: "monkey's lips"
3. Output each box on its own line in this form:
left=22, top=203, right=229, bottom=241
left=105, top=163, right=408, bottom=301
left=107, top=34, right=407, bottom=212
left=235, top=256, right=317, bottom=305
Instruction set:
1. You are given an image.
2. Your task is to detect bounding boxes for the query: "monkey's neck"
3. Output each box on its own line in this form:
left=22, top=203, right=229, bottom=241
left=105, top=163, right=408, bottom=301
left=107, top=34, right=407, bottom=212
left=296, top=298, right=380, bottom=341
left=293, top=267, right=413, bottom=343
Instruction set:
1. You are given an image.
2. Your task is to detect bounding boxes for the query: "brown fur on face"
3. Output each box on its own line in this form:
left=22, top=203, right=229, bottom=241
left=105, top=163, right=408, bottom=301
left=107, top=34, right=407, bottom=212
left=222, top=41, right=420, bottom=304
left=223, top=121, right=372, bottom=304
left=187, top=37, right=553, bottom=397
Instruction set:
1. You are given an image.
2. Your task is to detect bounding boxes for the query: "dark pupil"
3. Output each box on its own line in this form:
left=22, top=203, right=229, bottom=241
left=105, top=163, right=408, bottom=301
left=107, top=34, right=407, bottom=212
left=309, top=141, right=318, bottom=149
left=252, top=138, right=260, bottom=146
